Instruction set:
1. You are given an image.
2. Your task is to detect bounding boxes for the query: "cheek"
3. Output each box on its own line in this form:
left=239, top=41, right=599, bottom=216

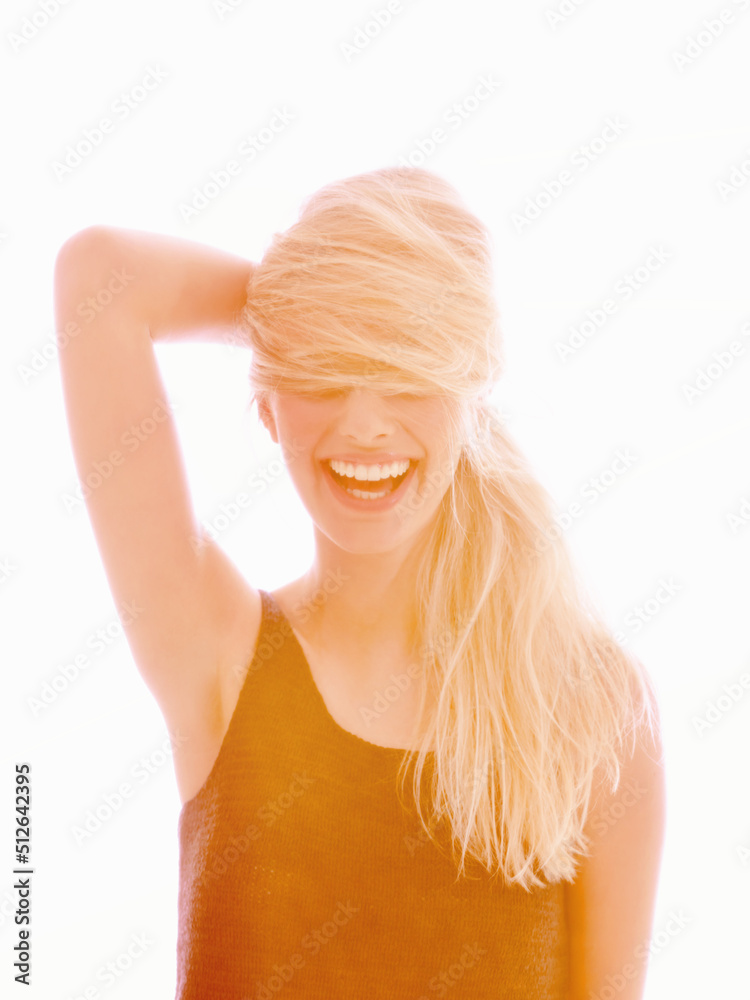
left=402, top=399, right=459, bottom=442
left=272, top=410, right=327, bottom=493
left=272, top=401, right=326, bottom=454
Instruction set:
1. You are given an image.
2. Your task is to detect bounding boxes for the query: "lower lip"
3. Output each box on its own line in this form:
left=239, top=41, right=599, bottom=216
left=321, top=461, right=418, bottom=513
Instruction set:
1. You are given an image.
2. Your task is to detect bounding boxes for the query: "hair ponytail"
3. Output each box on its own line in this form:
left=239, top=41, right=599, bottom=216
left=400, top=404, right=657, bottom=888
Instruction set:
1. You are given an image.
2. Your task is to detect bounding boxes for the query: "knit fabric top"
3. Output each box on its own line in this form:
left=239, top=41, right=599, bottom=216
left=176, top=589, right=570, bottom=999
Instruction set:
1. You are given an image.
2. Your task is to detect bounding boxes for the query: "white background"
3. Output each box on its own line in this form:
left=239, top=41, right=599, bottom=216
left=2, top=0, right=749, bottom=997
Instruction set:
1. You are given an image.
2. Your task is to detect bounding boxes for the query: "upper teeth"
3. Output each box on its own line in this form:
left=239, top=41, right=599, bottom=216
left=328, top=459, right=411, bottom=481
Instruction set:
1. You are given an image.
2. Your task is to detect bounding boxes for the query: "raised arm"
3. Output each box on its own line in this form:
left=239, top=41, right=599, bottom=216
left=54, top=226, right=262, bottom=801
left=55, top=224, right=254, bottom=344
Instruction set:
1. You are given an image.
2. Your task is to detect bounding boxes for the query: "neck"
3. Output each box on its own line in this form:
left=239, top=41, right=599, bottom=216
left=293, top=528, right=430, bottom=664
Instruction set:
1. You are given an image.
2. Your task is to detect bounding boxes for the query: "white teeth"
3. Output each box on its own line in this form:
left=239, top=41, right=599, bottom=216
left=328, top=458, right=411, bottom=481
left=347, top=488, right=388, bottom=500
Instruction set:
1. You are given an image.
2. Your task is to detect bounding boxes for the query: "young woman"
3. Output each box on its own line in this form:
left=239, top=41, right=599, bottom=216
left=55, top=167, right=665, bottom=1000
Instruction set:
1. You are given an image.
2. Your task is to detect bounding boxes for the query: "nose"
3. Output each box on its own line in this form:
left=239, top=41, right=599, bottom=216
left=337, top=389, right=396, bottom=444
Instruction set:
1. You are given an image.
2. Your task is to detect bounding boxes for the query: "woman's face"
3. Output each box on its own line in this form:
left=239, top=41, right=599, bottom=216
left=259, top=387, right=463, bottom=556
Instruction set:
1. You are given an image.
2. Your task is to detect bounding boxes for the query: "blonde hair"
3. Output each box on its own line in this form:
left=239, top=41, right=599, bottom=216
left=239, top=166, right=658, bottom=890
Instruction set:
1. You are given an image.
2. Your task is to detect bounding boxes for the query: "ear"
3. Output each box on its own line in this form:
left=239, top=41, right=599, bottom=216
left=256, top=392, right=279, bottom=444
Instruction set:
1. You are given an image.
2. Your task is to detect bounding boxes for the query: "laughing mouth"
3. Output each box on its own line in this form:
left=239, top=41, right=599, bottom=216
left=326, top=458, right=413, bottom=500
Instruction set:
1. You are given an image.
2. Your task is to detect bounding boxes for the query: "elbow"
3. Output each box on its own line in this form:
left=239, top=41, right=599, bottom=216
left=55, top=225, right=112, bottom=274
left=53, top=226, right=123, bottom=308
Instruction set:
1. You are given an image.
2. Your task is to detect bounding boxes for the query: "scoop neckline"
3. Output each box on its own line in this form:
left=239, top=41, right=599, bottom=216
left=265, top=588, right=429, bottom=758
